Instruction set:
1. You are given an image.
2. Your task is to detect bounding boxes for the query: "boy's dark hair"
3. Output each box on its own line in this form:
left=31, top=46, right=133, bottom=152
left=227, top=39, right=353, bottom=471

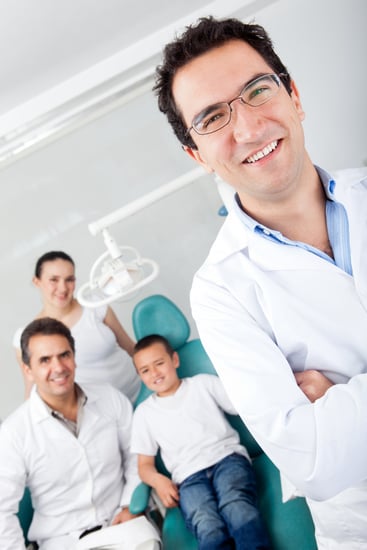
left=34, top=251, right=75, bottom=278
left=154, top=16, right=291, bottom=149
left=134, top=334, right=175, bottom=357
left=21, top=317, right=75, bottom=366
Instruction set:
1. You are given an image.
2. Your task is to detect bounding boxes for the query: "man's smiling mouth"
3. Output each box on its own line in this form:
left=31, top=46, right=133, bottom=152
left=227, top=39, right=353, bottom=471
left=245, top=140, right=278, bottom=164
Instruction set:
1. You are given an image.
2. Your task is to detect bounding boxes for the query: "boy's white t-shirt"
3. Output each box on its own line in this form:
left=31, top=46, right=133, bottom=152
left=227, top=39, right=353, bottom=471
left=131, top=374, right=250, bottom=484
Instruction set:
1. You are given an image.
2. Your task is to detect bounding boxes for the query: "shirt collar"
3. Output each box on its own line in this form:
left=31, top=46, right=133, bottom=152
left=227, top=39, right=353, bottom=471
left=31, top=383, right=87, bottom=423
left=42, top=384, right=87, bottom=417
left=233, top=165, right=336, bottom=233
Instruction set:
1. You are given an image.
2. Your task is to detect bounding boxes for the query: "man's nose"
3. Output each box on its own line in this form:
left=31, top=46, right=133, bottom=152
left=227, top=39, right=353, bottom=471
left=52, top=357, right=64, bottom=370
left=230, top=100, right=265, bottom=143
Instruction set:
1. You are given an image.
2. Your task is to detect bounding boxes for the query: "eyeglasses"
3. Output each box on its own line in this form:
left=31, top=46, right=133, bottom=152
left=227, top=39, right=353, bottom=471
left=187, top=73, right=287, bottom=137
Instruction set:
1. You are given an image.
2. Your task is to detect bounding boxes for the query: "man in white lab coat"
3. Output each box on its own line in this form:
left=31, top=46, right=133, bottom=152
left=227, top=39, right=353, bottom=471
left=154, top=16, right=367, bottom=549
left=0, top=317, right=141, bottom=550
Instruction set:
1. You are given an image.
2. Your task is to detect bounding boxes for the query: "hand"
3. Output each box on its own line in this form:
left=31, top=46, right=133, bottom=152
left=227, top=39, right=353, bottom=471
left=294, top=369, right=334, bottom=403
left=111, top=507, right=142, bottom=525
left=154, top=474, right=179, bottom=508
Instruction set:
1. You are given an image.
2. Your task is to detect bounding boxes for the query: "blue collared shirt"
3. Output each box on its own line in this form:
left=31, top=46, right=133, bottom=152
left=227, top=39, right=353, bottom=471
left=233, top=166, right=353, bottom=275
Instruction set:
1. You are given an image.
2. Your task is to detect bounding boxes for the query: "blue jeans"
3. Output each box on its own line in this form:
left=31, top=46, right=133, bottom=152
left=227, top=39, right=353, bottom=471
left=179, top=453, right=269, bottom=550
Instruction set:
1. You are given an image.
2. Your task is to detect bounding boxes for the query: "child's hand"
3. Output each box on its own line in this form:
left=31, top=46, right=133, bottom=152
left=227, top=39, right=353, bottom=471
left=295, top=369, right=334, bottom=402
left=154, top=474, right=179, bottom=508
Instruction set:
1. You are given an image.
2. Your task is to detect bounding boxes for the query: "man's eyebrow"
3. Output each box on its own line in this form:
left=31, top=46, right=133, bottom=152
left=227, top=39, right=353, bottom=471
left=194, top=103, right=225, bottom=123
left=238, top=72, right=272, bottom=93
left=193, top=72, right=270, bottom=122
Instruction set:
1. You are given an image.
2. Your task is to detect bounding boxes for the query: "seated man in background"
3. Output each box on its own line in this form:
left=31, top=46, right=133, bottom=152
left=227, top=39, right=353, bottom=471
left=131, top=334, right=270, bottom=550
left=0, top=317, right=141, bottom=550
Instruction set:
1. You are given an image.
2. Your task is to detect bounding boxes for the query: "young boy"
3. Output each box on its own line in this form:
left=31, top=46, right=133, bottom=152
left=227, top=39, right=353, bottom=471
left=131, top=334, right=269, bottom=550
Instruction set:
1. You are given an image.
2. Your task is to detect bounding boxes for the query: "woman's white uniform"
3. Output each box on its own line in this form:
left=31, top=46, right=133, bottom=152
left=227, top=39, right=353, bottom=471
left=71, top=306, right=140, bottom=402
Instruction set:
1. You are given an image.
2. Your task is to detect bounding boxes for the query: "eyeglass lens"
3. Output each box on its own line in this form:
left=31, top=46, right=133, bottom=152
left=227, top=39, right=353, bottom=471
left=193, top=74, right=280, bottom=135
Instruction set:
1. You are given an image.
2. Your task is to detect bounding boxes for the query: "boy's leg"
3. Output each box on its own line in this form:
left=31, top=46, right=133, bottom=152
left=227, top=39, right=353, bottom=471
left=179, top=468, right=234, bottom=550
left=213, top=454, right=270, bottom=549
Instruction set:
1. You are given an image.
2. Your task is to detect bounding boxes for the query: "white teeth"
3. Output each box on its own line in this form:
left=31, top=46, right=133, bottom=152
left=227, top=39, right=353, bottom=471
left=246, top=140, right=278, bottom=163
left=50, top=374, right=67, bottom=382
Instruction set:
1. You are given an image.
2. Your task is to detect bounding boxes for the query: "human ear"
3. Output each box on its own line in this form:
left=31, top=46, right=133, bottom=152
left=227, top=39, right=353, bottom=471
left=289, top=80, right=305, bottom=121
left=172, top=351, right=180, bottom=369
left=22, top=363, right=34, bottom=382
left=32, top=276, right=41, bottom=289
left=183, top=145, right=214, bottom=173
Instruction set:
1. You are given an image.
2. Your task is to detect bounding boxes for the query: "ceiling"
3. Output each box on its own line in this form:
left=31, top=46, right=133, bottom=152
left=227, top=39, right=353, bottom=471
left=0, top=0, right=207, bottom=116
left=0, top=0, right=274, bottom=166
left=0, top=0, right=272, bottom=130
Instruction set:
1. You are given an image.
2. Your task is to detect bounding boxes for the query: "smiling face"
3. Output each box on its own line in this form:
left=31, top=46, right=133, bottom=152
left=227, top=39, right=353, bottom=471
left=134, top=342, right=181, bottom=397
left=33, top=259, right=76, bottom=310
left=23, top=333, right=76, bottom=407
left=172, top=39, right=307, bottom=209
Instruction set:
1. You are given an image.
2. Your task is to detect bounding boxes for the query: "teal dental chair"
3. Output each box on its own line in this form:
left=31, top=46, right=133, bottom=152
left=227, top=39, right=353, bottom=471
left=18, top=487, right=33, bottom=547
left=130, top=294, right=317, bottom=550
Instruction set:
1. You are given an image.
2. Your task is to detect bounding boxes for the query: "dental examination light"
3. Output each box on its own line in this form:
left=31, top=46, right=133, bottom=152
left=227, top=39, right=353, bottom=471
left=77, top=227, right=159, bottom=308
left=77, top=166, right=205, bottom=308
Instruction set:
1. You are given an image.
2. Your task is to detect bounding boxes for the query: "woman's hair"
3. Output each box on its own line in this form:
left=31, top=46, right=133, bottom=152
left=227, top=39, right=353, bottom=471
left=34, top=251, right=75, bottom=278
left=154, top=16, right=291, bottom=149
left=21, top=317, right=75, bottom=365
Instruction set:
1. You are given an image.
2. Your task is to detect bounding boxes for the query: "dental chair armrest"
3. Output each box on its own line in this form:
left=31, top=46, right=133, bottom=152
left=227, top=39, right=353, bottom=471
left=129, top=482, right=152, bottom=515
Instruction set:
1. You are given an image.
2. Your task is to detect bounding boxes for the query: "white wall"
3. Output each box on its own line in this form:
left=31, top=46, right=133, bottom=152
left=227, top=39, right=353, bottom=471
left=1, top=0, right=366, bottom=419
left=254, top=0, right=367, bottom=169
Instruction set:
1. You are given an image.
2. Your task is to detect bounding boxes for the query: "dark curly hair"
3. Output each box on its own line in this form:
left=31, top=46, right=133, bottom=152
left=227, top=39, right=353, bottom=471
left=154, top=16, right=291, bottom=149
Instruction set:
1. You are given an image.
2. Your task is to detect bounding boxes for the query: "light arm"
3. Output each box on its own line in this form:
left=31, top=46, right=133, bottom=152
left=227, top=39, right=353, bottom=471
left=103, top=306, right=135, bottom=356
left=138, top=455, right=179, bottom=508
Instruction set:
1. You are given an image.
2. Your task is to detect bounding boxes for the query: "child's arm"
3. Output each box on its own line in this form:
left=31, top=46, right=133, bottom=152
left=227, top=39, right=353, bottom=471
left=138, top=454, right=179, bottom=508
left=294, top=370, right=334, bottom=402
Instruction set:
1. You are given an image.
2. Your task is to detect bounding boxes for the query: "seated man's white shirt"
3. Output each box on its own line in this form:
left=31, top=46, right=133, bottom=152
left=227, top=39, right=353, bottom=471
left=0, top=383, right=140, bottom=550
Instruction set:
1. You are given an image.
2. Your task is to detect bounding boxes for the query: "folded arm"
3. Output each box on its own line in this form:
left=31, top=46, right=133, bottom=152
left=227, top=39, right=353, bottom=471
left=295, top=370, right=334, bottom=403
left=191, top=276, right=367, bottom=501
